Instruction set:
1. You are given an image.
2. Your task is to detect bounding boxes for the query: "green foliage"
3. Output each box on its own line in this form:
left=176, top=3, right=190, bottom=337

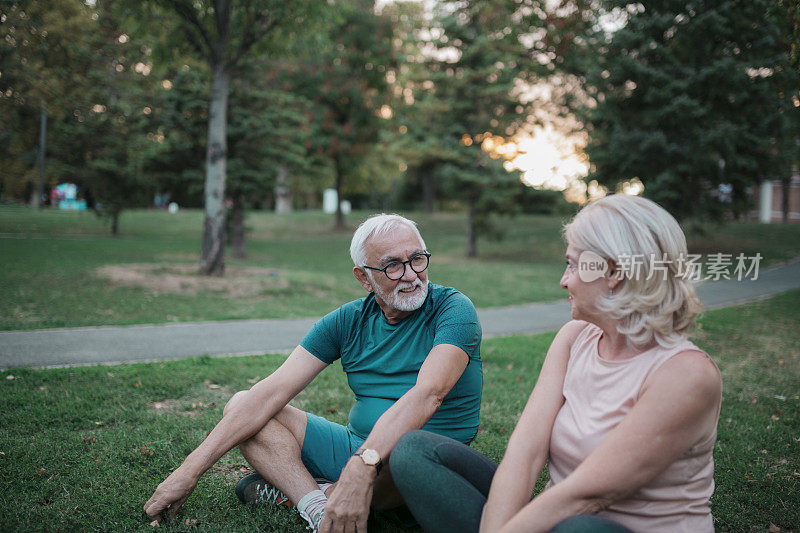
left=576, top=0, right=799, bottom=220
left=402, top=0, right=537, bottom=255
left=0, top=0, right=95, bottom=201
left=142, top=64, right=208, bottom=208
left=76, top=1, right=163, bottom=233
left=278, top=0, right=396, bottom=227
left=226, top=72, right=317, bottom=204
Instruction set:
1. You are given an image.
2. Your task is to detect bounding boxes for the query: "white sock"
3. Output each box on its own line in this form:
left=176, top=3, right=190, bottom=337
left=317, top=481, right=333, bottom=495
left=297, top=489, right=326, bottom=529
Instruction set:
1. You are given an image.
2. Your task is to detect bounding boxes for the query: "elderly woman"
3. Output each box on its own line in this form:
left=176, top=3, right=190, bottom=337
left=390, top=194, right=722, bottom=533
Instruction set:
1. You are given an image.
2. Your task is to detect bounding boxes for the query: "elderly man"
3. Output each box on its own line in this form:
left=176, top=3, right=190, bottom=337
left=143, top=213, right=482, bottom=532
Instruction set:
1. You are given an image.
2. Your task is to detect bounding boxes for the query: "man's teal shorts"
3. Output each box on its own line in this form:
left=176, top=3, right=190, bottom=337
left=300, top=412, right=366, bottom=482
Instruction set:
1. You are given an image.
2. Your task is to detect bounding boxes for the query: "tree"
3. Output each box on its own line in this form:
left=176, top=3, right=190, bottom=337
left=417, top=0, right=534, bottom=256
left=0, top=0, right=93, bottom=204
left=225, top=76, right=316, bottom=257
left=284, top=0, right=395, bottom=230
left=576, top=0, right=798, bottom=220
left=1, top=0, right=161, bottom=232
left=141, top=63, right=208, bottom=209
left=123, top=0, right=317, bottom=275
left=72, top=0, right=161, bottom=234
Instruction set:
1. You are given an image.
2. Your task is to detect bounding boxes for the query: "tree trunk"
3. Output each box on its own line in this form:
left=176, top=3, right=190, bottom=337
left=334, top=155, right=346, bottom=230
left=231, top=194, right=246, bottom=259
left=466, top=197, right=477, bottom=257
left=421, top=164, right=434, bottom=214
left=200, top=61, right=231, bottom=276
left=110, top=208, right=120, bottom=236
left=36, top=105, right=47, bottom=209
left=275, top=164, right=292, bottom=213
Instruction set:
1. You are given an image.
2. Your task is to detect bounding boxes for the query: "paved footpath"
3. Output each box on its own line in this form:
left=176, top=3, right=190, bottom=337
left=2, top=259, right=799, bottom=369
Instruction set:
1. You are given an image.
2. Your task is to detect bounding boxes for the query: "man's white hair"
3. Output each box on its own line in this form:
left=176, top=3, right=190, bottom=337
left=349, top=213, right=426, bottom=267
left=564, top=194, right=702, bottom=349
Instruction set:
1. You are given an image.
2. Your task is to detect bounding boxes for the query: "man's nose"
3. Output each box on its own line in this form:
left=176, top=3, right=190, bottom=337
left=400, top=262, right=419, bottom=282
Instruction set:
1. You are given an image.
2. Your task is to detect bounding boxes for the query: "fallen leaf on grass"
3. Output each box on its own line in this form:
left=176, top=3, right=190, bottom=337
left=94, top=421, right=103, bottom=426
left=769, top=523, right=780, bottom=532
left=38, top=468, right=47, bottom=475
left=135, top=381, right=142, bottom=387
left=207, top=384, right=221, bottom=389
left=505, top=364, right=513, bottom=370
left=185, top=518, right=198, bottom=526
left=149, top=519, right=160, bottom=528
left=771, top=415, right=780, bottom=421
left=5, top=375, right=14, bottom=380
left=516, top=376, right=522, bottom=382
left=140, top=447, right=153, bottom=456
left=83, top=437, right=96, bottom=444
left=325, top=408, right=337, bottom=413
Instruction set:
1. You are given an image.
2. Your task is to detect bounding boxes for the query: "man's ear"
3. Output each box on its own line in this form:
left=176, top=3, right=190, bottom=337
left=353, top=266, right=373, bottom=292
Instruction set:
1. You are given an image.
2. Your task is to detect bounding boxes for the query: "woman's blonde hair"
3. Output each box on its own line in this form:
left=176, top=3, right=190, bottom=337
left=564, top=194, right=702, bottom=349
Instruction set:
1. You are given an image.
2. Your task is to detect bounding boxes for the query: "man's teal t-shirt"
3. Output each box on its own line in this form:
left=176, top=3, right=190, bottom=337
left=300, top=282, right=482, bottom=444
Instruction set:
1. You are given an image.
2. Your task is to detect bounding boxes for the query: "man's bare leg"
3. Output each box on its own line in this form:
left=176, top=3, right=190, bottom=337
left=224, top=392, right=320, bottom=504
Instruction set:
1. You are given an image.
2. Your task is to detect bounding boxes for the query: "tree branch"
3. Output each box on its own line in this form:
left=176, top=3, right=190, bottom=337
left=163, top=0, right=216, bottom=63
left=214, top=0, right=232, bottom=58
left=229, top=7, right=277, bottom=68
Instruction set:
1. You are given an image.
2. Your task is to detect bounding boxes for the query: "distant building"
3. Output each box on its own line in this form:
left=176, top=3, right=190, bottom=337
left=752, top=171, right=800, bottom=223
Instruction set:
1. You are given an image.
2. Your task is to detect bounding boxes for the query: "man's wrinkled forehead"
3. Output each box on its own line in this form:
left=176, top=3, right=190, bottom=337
left=365, top=226, right=424, bottom=263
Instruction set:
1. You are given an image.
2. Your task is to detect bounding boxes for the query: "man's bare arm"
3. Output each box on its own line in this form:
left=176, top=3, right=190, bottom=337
left=320, top=343, right=469, bottom=533
left=143, top=346, right=328, bottom=520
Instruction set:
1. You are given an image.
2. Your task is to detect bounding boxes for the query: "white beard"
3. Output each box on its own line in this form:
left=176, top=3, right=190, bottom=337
left=370, top=275, right=428, bottom=312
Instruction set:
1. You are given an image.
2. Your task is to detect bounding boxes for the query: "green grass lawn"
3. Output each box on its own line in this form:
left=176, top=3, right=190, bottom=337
left=2, top=205, right=800, bottom=331
left=0, top=291, right=797, bottom=532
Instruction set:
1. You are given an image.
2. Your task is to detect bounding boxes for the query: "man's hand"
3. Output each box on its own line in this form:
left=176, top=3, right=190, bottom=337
left=319, top=457, right=377, bottom=533
left=143, top=467, right=199, bottom=522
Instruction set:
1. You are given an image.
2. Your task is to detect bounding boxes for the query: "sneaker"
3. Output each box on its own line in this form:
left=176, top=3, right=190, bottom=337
left=235, top=472, right=292, bottom=507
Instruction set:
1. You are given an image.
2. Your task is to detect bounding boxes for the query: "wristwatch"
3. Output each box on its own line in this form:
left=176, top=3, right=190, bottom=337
left=353, top=448, right=383, bottom=474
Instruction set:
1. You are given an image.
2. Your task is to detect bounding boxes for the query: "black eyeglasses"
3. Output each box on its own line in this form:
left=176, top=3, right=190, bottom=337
left=362, top=252, right=431, bottom=281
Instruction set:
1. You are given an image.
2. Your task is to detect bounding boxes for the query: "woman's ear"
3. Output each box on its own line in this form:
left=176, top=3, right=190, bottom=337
left=607, top=261, right=624, bottom=291
left=353, top=266, right=373, bottom=293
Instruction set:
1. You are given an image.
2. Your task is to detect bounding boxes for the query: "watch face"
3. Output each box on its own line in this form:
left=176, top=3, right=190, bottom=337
left=361, top=449, right=380, bottom=465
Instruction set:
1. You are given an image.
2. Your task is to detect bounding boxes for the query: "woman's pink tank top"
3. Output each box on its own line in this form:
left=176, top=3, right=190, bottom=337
left=547, top=323, right=720, bottom=532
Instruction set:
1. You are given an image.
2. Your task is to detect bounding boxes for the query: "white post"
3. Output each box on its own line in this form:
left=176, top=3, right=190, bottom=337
left=759, top=181, right=772, bottom=223
left=323, top=188, right=338, bottom=214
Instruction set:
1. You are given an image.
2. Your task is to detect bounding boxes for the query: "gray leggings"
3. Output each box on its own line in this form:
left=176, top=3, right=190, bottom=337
left=389, top=430, right=633, bottom=533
